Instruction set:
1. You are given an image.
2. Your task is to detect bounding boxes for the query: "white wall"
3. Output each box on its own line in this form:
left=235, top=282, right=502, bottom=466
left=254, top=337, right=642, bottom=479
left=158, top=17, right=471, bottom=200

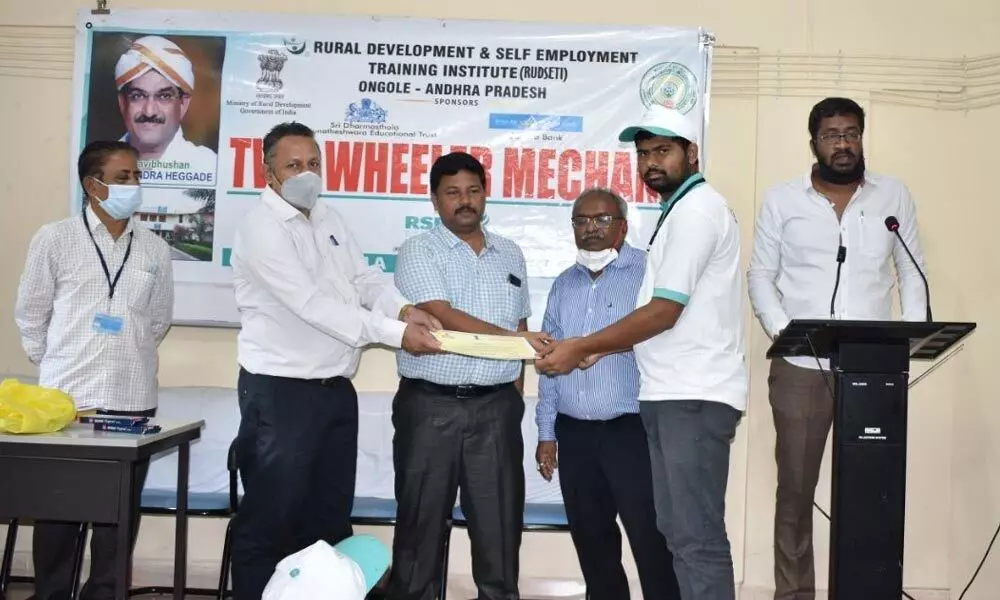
left=2, top=1, right=999, bottom=597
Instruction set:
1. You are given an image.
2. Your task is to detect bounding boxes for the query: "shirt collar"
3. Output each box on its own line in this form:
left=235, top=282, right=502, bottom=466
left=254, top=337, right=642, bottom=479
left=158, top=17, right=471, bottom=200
left=432, top=223, right=496, bottom=252
left=660, top=172, right=706, bottom=212
left=84, top=203, right=135, bottom=236
left=801, top=169, right=880, bottom=191
left=262, top=185, right=307, bottom=222
left=607, top=242, right=643, bottom=270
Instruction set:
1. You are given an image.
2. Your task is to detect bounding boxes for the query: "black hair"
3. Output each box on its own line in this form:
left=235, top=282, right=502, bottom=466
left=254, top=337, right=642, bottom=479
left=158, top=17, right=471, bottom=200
left=808, top=97, right=865, bottom=139
left=429, top=152, right=486, bottom=194
left=262, top=122, right=316, bottom=167
left=77, top=140, right=137, bottom=188
left=633, top=129, right=692, bottom=152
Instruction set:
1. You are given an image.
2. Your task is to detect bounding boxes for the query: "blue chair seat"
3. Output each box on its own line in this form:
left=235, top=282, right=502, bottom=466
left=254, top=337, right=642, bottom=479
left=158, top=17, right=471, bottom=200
left=351, top=497, right=398, bottom=522
left=452, top=502, right=569, bottom=529
left=140, top=489, right=232, bottom=513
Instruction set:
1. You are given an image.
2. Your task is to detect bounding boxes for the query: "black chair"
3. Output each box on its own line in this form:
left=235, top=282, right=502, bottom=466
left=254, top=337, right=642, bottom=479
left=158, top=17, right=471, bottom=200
left=0, top=520, right=89, bottom=600
left=130, top=439, right=240, bottom=599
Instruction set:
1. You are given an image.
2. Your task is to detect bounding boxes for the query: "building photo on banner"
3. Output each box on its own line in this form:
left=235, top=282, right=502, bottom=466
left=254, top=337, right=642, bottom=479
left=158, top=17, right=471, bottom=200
left=68, top=8, right=714, bottom=326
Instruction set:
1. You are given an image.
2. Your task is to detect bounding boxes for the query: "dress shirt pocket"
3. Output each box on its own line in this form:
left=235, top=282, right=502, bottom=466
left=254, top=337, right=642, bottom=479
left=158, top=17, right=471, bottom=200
left=501, top=282, right=523, bottom=326
left=123, top=268, right=156, bottom=312
left=858, top=213, right=893, bottom=261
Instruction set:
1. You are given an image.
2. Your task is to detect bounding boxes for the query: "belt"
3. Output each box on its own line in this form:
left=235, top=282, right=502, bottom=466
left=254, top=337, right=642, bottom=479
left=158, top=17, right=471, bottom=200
left=403, top=377, right=514, bottom=399
left=239, top=367, right=348, bottom=388
left=311, top=376, right=348, bottom=387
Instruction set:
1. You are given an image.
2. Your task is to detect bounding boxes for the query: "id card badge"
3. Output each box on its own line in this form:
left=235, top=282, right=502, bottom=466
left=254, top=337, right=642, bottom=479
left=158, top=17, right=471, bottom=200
left=93, top=313, right=124, bottom=335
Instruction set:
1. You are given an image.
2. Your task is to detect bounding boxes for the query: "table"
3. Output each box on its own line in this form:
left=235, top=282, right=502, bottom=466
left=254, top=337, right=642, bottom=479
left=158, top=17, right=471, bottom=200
left=0, top=420, right=203, bottom=600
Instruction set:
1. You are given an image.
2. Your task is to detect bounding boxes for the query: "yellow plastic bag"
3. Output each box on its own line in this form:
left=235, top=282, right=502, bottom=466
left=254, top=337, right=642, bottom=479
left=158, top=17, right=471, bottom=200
left=0, top=379, right=77, bottom=434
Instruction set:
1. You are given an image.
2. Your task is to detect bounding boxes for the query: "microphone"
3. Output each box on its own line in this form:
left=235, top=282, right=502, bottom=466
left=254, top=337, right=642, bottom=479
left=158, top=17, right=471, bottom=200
left=829, top=244, right=847, bottom=318
left=884, top=216, right=932, bottom=322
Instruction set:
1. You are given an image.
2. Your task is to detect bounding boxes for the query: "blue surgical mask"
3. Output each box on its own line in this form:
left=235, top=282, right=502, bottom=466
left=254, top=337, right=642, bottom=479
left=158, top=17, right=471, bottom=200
left=90, top=178, right=143, bottom=220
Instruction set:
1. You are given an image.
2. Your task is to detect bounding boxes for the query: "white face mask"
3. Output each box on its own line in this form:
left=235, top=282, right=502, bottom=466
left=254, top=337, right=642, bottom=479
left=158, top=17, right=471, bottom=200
left=90, top=178, right=143, bottom=220
left=576, top=248, right=619, bottom=272
left=278, top=171, right=322, bottom=210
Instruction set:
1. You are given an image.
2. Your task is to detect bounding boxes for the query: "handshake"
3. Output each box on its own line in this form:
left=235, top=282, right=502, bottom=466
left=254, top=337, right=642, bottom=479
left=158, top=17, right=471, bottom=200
left=533, top=337, right=605, bottom=375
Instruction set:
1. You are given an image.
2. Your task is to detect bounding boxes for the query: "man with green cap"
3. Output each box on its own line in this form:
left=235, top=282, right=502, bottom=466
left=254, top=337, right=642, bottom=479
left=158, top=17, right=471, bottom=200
left=536, top=104, right=747, bottom=600
left=262, top=534, right=391, bottom=600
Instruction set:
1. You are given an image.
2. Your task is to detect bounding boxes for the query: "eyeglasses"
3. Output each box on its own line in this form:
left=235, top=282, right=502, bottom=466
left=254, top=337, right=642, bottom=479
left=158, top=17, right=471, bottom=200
left=123, top=88, right=184, bottom=104
left=571, top=215, right=622, bottom=229
left=817, top=131, right=862, bottom=144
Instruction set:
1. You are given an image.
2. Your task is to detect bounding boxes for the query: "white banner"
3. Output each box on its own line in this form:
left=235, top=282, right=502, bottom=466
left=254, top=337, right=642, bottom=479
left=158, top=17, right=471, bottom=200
left=69, top=9, right=714, bottom=327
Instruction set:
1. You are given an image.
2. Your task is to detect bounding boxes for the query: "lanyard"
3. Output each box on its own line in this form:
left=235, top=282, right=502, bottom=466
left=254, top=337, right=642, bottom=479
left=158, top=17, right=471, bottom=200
left=645, top=175, right=707, bottom=251
left=82, top=209, right=134, bottom=301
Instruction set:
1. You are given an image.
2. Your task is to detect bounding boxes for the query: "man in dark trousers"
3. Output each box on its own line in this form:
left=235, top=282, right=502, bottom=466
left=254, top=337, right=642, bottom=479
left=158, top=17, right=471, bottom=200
left=228, top=122, right=442, bottom=600
left=536, top=187, right=682, bottom=600
left=390, top=151, right=550, bottom=600
left=16, top=140, right=173, bottom=600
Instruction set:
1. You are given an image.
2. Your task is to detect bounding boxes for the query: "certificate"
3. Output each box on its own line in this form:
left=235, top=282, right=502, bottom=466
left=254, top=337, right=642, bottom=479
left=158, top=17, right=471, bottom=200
left=432, top=330, right=538, bottom=360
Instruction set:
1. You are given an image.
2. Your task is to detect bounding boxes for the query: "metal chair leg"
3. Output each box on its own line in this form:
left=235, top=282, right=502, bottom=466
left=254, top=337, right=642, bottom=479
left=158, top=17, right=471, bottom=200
left=69, top=523, right=89, bottom=600
left=0, top=520, right=19, bottom=598
left=217, top=519, right=234, bottom=599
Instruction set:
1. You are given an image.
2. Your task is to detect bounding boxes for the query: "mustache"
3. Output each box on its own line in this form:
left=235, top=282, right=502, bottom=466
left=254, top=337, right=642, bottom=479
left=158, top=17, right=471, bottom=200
left=644, top=167, right=667, bottom=177
left=134, top=114, right=166, bottom=124
left=454, top=205, right=478, bottom=216
left=833, top=150, right=855, bottom=159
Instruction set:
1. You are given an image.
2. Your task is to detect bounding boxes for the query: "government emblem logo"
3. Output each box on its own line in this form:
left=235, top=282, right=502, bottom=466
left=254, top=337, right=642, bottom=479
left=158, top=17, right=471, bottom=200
left=639, top=62, right=698, bottom=114
left=256, top=49, right=287, bottom=92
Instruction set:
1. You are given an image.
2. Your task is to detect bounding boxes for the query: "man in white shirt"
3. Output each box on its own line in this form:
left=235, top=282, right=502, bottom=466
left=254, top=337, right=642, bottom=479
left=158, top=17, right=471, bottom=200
left=747, top=97, right=928, bottom=600
left=228, top=122, right=442, bottom=600
left=15, top=140, right=173, bottom=600
left=115, top=35, right=217, bottom=186
left=537, top=105, right=747, bottom=600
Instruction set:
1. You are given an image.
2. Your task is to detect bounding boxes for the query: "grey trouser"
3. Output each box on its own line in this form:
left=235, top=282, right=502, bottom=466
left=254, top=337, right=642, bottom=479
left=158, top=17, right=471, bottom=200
left=640, top=399, right=742, bottom=600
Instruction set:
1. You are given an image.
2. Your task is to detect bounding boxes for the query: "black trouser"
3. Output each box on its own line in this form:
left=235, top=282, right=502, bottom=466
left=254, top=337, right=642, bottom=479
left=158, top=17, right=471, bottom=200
left=230, top=368, right=359, bottom=600
left=30, top=408, right=155, bottom=600
left=387, top=378, right=525, bottom=600
left=555, top=413, right=682, bottom=600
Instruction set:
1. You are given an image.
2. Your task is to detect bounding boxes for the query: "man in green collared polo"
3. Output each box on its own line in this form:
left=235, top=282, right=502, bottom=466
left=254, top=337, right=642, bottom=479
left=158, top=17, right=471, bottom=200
left=536, top=104, right=747, bottom=600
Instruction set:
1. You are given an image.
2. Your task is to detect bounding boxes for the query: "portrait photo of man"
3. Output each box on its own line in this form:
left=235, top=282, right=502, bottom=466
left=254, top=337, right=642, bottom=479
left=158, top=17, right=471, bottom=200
left=85, top=33, right=225, bottom=188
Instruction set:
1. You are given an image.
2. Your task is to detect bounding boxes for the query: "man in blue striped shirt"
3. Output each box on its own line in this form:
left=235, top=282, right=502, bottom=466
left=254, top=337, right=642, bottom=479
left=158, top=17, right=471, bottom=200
left=536, top=189, right=680, bottom=600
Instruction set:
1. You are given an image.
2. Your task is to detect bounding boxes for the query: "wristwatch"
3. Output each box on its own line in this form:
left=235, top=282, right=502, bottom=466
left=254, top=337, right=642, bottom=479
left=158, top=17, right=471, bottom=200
left=398, top=304, right=414, bottom=320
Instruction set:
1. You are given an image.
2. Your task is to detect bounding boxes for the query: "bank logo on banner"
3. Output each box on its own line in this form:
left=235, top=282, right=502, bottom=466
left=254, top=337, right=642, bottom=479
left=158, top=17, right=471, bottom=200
left=256, top=48, right=288, bottom=92
left=639, top=61, right=699, bottom=114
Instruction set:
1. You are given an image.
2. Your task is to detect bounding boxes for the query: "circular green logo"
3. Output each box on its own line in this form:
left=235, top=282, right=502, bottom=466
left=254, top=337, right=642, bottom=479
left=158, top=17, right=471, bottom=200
left=289, top=568, right=300, bottom=578
left=639, top=62, right=699, bottom=114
